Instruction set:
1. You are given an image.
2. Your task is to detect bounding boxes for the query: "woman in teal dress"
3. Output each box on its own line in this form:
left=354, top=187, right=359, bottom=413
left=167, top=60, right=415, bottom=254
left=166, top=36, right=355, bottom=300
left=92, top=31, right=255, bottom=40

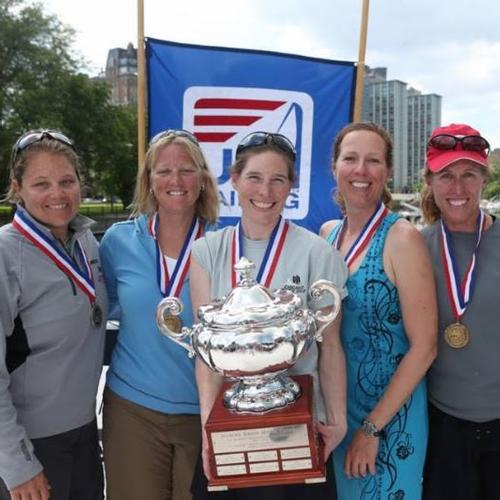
left=320, top=122, right=437, bottom=500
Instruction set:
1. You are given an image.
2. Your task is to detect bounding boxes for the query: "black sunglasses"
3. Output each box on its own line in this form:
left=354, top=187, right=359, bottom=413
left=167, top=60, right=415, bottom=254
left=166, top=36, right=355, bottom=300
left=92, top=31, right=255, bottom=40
left=236, top=132, right=296, bottom=161
left=428, top=134, right=490, bottom=153
left=11, top=129, right=75, bottom=166
left=149, top=129, right=199, bottom=146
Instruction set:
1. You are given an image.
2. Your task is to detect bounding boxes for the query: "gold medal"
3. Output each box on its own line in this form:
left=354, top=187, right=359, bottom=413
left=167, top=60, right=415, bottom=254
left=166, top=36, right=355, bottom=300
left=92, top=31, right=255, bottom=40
left=444, top=322, right=469, bottom=348
left=164, top=314, right=182, bottom=333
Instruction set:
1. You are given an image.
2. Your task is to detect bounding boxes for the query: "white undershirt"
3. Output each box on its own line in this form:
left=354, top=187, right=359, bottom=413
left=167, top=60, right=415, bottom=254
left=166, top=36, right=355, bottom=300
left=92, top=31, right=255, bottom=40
left=165, top=255, right=177, bottom=270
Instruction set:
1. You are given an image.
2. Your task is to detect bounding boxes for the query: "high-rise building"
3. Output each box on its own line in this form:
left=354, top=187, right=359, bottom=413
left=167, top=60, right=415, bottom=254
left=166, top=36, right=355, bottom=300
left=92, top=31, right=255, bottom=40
left=362, top=75, right=408, bottom=191
left=105, top=43, right=137, bottom=106
left=362, top=66, right=441, bottom=192
left=408, top=88, right=442, bottom=187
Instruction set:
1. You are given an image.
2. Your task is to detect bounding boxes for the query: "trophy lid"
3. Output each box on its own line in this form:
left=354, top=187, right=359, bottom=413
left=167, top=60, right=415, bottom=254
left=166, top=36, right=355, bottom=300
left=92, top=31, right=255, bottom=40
left=198, top=257, right=302, bottom=329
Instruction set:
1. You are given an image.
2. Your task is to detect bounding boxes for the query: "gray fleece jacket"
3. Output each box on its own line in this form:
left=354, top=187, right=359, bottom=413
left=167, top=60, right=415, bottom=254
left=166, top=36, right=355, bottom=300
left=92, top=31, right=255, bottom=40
left=0, top=206, right=107, bottom=489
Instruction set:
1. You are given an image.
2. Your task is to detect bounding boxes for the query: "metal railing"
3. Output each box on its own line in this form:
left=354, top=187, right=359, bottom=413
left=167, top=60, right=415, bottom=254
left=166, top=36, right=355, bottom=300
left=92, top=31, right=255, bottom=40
left=0, top=206, right=130, bottom=235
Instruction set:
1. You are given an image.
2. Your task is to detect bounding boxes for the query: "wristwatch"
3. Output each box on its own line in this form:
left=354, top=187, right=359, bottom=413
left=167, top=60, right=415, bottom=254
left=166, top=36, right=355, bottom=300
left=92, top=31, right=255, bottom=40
left=361, top=418, right=385, bottom=438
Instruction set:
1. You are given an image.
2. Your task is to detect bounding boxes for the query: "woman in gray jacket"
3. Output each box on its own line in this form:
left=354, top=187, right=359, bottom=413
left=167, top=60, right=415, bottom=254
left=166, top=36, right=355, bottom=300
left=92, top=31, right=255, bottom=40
left=0, top=130, right=107, bottom=500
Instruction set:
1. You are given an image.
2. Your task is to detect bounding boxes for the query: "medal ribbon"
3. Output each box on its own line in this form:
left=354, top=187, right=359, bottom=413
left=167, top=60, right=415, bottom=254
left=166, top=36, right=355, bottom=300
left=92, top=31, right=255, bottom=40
left=231, top=216, right=289, bottom=288
left=440, top=211, right=485, bottom=319
left=332, top=202, right=388, bottom=269
left=12, top=210, right=96, bottom=302
left=148, top=213, right=202, bottom=297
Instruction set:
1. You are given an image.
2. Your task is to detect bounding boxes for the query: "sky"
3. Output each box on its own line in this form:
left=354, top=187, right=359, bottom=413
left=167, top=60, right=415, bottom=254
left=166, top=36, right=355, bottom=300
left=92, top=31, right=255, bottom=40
left=43, top=0, right=500, bottom=148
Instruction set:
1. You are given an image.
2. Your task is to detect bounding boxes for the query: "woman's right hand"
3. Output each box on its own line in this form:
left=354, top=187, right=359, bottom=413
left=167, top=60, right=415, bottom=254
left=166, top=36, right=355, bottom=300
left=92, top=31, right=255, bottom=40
left=9, top=471, right=50, bottom=500
left=201, top=429, right=213, bottom=480
left=344, top=428, right=379, bottom=478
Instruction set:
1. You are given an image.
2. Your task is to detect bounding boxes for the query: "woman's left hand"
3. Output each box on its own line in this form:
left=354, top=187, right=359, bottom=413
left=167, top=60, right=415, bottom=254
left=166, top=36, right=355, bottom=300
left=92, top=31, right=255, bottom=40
left=344, top=428, right=379, bottom=478
left=317, top=421, right=347, bottom=459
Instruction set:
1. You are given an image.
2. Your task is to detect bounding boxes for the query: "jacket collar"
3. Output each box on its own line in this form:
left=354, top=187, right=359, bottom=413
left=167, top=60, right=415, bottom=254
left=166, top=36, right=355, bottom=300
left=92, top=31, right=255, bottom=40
left=15, top=204, right=95, bottom=241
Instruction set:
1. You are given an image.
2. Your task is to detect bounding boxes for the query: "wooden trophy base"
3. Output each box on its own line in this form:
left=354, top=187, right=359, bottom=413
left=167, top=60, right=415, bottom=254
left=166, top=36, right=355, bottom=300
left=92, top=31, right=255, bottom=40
left=205, top=374, right=325, bottom=491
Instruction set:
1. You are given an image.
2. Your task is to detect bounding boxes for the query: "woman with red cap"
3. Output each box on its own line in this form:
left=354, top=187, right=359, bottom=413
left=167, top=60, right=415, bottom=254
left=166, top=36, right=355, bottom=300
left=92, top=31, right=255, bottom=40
left=421, top=123, right=500, bottom=500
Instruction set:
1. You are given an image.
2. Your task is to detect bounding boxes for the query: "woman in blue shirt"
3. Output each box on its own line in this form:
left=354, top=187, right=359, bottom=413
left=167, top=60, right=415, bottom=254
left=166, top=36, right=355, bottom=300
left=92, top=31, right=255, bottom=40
left=100, top=130, right=219, bottom=500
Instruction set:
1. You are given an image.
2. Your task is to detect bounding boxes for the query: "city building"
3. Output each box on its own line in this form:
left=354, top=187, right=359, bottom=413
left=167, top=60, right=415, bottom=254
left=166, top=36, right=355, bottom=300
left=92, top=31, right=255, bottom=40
left=362, top=66, right=441, bottom=192
left=408, top=88, right=442, bottom=187
left=105, top=43, right=137, bottom=106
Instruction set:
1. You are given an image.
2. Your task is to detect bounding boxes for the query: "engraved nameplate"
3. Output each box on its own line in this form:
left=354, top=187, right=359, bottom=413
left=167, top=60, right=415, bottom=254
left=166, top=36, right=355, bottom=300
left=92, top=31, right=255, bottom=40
left=247, top=450, right=278, bottom=462
left=280, top=447, right=311, bottom=459
left=249, top=462, right=280, bottom=474
left=211, top=424, right=309, bottom=454
left=217, top=464, right=247, bottom=476
left=282, top=458, right=313, bottom=471
left=215, top=453, right=245, bottom=465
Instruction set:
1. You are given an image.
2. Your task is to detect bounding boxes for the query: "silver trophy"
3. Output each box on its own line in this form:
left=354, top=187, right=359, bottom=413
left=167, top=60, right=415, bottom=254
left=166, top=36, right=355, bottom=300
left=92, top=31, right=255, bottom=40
left=156, top=257, right=341, bottom=413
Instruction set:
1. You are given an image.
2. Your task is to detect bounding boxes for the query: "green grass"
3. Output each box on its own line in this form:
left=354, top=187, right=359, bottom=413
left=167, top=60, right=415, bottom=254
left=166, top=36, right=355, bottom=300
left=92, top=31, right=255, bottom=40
left=0, top=205, right=12, bottom=214
left=79, top=203, right=125, bottom=215
left=0, top=203, right=125, bottom=216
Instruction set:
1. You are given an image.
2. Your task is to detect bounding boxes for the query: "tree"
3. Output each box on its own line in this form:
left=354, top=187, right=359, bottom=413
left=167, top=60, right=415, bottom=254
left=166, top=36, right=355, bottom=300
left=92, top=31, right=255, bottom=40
left=483, top=149, right=500, bottom=199
left=0, top=0, right=138, bottom=206
left=89, top=103, right=138, bottom=208
left=0, top=0, right=77, bottom=182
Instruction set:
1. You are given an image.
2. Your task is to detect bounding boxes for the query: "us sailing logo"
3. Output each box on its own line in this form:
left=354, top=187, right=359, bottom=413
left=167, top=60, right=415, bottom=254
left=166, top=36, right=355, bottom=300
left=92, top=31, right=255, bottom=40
left=183, top=87, right=314, bottom=220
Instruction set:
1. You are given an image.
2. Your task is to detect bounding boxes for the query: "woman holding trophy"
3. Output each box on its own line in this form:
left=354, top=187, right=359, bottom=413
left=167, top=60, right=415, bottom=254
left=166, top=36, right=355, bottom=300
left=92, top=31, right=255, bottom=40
left=189, top=131, right=349, bottom=499
left=321, top=122, right=437, bottom=500
left=99, top=130, right=219, bottom=500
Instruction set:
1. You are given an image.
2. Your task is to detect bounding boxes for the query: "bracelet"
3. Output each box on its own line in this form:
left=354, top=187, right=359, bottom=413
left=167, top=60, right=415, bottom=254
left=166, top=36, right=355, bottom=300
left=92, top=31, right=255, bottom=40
left=361, top=418, right=386, bottom=438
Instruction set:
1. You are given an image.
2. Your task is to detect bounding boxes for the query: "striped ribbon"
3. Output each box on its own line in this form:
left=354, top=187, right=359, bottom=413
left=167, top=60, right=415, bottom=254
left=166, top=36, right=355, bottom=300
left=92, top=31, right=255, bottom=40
left=440, top=211, right=485, bottom=319
left=231, top=216, right=289, bottom=288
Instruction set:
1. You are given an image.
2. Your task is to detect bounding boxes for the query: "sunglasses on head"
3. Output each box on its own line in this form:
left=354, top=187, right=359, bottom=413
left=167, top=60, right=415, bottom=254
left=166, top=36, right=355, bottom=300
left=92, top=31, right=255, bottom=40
left=149, top=129, right=199, bottom=146
left=11, top=129, right=75, bottom=165
left=428, top=134, right=490, bottom=153
left=236, top=132, right=297, bottom=161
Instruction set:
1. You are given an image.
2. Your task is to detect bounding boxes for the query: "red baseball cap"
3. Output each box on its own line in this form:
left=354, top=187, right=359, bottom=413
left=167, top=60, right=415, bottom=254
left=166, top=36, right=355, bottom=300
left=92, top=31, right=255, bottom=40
left=426, top=123, right=489, bottom=173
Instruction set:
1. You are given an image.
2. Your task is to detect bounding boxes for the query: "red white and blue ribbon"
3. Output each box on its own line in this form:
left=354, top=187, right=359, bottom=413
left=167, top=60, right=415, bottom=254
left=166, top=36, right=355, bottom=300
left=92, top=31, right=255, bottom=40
left=12, top=210, right=96, bottom=302
left=148, top=213, right=202, bottom=297
left=231, top=216, right=289, bottom=288
left=440, top=211, right=485, bottom=319
left=332, top=202, right=388, bottom=269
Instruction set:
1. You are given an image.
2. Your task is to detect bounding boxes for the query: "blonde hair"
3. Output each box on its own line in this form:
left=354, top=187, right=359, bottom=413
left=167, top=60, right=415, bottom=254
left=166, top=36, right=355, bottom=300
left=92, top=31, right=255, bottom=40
left=331, top=121, right=393, bottom=214
left=420, top=168, right=441, bottom=224
left=131, top=133, right=219, bottom=224
left=3, top=134, right=81, bottom=204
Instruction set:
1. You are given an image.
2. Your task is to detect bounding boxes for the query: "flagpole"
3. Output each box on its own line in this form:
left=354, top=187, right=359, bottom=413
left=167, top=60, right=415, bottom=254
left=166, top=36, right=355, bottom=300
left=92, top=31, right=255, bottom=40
left=353, top=0, right=370, bottom=121
left=137, top=0, right=146, bottom=169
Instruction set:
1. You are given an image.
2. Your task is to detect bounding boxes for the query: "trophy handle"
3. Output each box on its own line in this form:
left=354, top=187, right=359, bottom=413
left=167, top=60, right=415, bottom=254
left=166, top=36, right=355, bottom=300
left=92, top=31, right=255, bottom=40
left=309, top=279, right=342, bottom=341
left=156, top=296, right=195, bottom=357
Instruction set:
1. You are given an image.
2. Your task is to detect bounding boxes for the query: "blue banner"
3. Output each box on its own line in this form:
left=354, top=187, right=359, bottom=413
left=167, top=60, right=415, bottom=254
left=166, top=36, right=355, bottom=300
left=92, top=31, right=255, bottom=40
left=146, top=38, right=356, bottom=232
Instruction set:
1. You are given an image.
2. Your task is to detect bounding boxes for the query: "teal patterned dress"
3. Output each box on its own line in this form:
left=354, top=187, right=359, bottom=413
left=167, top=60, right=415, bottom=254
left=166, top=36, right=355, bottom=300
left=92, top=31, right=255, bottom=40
left=327, top=213, right=428, bottom=500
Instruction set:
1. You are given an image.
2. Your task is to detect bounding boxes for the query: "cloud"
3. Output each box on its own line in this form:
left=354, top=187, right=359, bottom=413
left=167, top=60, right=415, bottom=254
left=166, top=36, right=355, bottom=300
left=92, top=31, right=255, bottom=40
left=362, top=34, right=500, bottom=146
left=44, top=0, right=500, bottom=147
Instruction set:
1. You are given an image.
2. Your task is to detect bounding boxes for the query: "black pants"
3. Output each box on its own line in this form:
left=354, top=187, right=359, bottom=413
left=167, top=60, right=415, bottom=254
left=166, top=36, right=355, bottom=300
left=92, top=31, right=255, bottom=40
left=423, top=403, right=500, bottom=500
left=0, top=419, right=103, bottom=500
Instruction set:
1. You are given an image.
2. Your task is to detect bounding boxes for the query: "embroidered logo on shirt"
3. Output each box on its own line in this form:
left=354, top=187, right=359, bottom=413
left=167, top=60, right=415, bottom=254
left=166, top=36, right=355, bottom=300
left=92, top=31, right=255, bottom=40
left=283, top=275, right=306, bottom=294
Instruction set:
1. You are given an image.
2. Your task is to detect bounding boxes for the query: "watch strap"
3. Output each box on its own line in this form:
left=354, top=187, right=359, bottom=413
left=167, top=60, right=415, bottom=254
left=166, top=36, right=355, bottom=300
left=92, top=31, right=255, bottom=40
left=361, top=418, right=386, bottom=438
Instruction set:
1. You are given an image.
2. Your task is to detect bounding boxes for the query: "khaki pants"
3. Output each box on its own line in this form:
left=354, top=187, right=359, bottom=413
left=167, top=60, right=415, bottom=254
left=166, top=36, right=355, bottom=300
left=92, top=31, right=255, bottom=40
left=103, top=388, right=201, bottom=500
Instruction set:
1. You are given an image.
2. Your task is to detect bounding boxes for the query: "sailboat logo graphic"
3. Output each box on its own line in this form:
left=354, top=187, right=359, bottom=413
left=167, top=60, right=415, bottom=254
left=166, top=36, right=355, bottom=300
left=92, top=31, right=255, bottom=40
left=183, top=87, right=313, bottom=220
